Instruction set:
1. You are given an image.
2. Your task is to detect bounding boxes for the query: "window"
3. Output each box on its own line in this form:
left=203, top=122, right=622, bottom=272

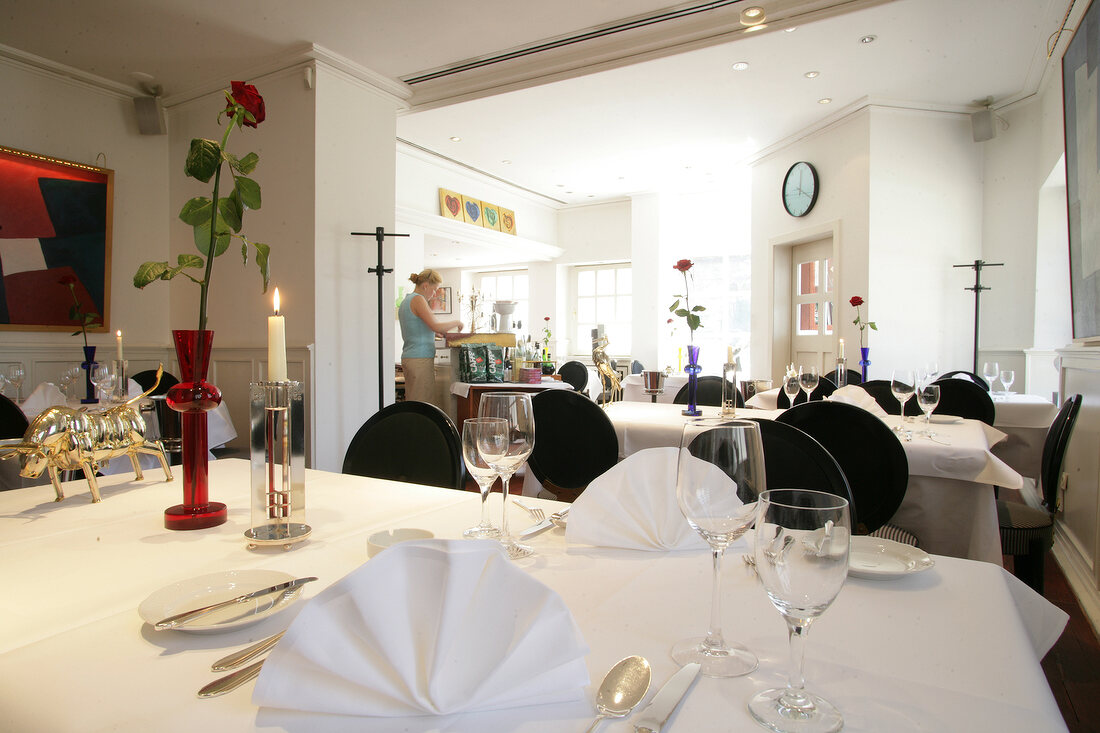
left=572, top=263, right=632, bottom=356
left=475, top=270, right=529, bottom=333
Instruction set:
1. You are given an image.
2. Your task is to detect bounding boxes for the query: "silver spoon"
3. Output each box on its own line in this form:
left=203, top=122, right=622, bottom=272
left=585, top=655, right=651, bottom=733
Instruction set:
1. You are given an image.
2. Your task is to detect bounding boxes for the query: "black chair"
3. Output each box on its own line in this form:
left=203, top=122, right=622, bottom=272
left=674, top=376, right=745, bottom=408
left=630, top=360, right=644, bottom=375
left=940, top=370, right=990, bottom=391
left=931, top=378, right=996, bottom=425
left=747, top=418, right=857, bottom=529
left=821, top=368, right=863, bottom=387
left=528, top=390, right=618, bottom=502
left=342, top=402, right=465, bottom=490
left=998, top=395, right=1082, bottom=593
left=558, top=360, right=589, bottom=392
left=0, top=393, right=29, bottom=439
left=776, top=401, right=912, bottom=538
left=132, top=369, right=181, bottom=396
left=859, top=379, right=922, bottom=416
left=775, top=378, right=836, bottom=409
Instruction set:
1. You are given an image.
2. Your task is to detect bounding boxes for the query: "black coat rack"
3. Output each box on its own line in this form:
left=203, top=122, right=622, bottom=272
left=352, top=226, right=408, bottom=408
left=952, top=259, right=1003, bottom=374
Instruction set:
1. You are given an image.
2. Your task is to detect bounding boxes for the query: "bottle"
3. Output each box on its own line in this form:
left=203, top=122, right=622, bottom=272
left=835, top=338, right=847, bottom=387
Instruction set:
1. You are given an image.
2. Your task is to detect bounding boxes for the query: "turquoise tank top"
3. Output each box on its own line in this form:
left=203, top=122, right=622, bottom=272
left=399, top=293, right=436, bottom=359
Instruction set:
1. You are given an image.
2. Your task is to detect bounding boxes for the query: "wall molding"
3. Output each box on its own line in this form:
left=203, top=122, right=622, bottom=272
left=1055, top=526, right=1100, bottom=638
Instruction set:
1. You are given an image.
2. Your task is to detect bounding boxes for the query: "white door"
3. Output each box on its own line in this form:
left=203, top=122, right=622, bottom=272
left=789, top=238, right=835, bottom=374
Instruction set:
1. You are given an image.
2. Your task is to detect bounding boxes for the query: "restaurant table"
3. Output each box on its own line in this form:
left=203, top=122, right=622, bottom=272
left=603, top=402, right=1021, bottom=563
left=989, top=394, right=1059, bottom=480
left=450, top=379, right=573, bottom=425
left=0, top=459, right=1068, bottom=732
left=621, top=373, right=687, bottom=403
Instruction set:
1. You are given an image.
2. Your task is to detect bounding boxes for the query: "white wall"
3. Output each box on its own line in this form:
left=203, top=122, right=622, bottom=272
left=0, top=58, right=170, bottom=349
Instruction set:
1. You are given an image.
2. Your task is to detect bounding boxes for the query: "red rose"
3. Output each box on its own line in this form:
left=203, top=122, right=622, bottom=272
left=849, top=296, right=864, bottom=307
left=673, top=259, right=693, bottom=272
left=58, top=275, right=78, bottom=286
left=666, top=318, right=674, bottom=324
left=227, top=81, right=265, bottom=128
left=544, top=316, right=550, bottom=321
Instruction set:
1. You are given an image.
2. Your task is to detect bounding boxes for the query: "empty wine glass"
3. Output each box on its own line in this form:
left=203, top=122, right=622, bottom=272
left=462, top=418, right=504, bottom=539
left=926, top=362, right=940, bottom=383
left=890, top=369, right=915, bottom=430
left=798, top=366, right=819, bottom=403
left=1000, top=370, right=1015, bottom=396
left=91, top=365, right=114, bottom=401
left=982, top=361, right=999, bottom=392
left=917, top=383, right=941, bottom=436
left=673, top=419, right=764, bottom=677
left=477, top=392, right=536, bottom=560
left=60, top=366, right=82, bottom=401
left=782, top=374, right=801, bottom=407
left=749, top=489, right=851, bottom=733
left=6, top=365, right=24, bottom=401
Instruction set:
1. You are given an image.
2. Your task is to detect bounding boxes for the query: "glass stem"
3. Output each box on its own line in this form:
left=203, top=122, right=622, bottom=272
left=785, top=618, right=810, bottom=695
left=500, top=474, right=512, bottom=541
left=479, top=477, right=493, bottom=526
left=704, top=547, right=725, bottom=650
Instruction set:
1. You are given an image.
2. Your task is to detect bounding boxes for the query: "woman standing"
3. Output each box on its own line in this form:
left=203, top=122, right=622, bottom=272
left=399, top=269, right=463, bottom=404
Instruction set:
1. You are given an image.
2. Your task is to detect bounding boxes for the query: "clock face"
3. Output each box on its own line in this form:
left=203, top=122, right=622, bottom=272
left=782, top=162, right=819, bottom=217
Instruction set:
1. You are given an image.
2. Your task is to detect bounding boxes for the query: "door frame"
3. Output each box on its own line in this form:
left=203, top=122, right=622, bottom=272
left=768, top=220, right=843, bottom=382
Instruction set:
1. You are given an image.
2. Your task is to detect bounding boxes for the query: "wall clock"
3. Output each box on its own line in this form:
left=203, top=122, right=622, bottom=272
left=782, top=161, right=819, bottom=217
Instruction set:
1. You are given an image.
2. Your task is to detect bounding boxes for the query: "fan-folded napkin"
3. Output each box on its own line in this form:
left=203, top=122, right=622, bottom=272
left=252, top=539, right=589, bottom=717
left=827, top=384, right=890, bottom=418
left=565, top=447, right=708, bottom=551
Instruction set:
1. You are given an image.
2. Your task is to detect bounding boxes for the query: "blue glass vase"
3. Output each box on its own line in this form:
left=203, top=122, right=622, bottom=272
left=80, top=345, right=98, bottom=404
left=682, top=344, right=701, bottom=416
left=859, top=346, right=871, bottom=383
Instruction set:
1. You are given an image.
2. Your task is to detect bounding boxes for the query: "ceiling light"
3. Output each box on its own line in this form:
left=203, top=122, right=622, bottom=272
left=744, top=24, right=767, bottom=32
left=860, top=35, right=877, bottom=44
left=784, top=27, right=797, bottom=33
left=804, top=71, right=819, bottom=78
left=732, top=61, right=750, bottom=71
left=501, top=159, right=511, bottom=164
left=740, top=6, right=765, bottom=26
left=449, top=136, right=461, bottom=142
left=818, top=98, right=832, bottom=104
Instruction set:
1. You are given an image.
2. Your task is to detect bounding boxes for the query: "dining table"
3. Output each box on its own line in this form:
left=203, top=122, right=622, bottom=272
left=621, top=373, right=688, bottom=403
left=602, top=402, right=1021, bottom=564
left=0, top=459, right=1068, bottom=732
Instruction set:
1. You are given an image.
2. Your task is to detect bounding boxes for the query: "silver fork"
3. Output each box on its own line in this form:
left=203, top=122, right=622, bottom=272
left=512, top=498, right=545, bottom=523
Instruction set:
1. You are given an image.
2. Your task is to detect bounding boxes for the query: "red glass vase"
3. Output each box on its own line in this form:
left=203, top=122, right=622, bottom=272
left=164, top=329, right=227, bottom=530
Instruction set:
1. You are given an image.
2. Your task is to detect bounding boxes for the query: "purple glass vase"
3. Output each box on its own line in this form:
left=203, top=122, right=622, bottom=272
left=859, top=346, right=871, bottom=383
left=682, top=344, right=701, bottom=416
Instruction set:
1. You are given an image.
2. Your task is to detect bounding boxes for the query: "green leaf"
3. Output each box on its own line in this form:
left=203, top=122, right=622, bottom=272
left=692, top=305, right=706, bottom=312
left=71, top=329, right=82, bottom=337
left=179, top=197, right=212, bottom=225
left=251, top=241, right=271, bottom=292
left=852, top=317, right=860, bottom=326
left=68, top=305, right=79, bottom=320
left=218, top=195, right=243, bottom=233
left=687, top=314, right=701, bottom=330
left=133, top=261, right=170, bottom=288
left=674, top=308, right=689, bottom=317
left=234, top=176, right=261, bottom=209
left=193, top=221, right=231, bottom=257
left=235, top=152, right=259, bottom=175
left=176, top=253, right=204, bottom=269
left=669, top=300, right=680, bottom=312
left=868, top=322, right=878, bottom=330
left=185, top=138, right=221, bottom=183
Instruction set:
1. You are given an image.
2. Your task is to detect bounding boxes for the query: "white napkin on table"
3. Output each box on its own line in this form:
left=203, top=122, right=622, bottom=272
left=566, top=447, right=708, bottom=551
left=252, top=539, right=589, bottom=718
left=827, top=384, right=890, bottom=418
left=19, top=382, right=65, bottom=420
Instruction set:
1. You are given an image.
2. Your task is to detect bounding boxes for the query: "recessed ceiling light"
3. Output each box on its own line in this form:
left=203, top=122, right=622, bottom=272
left=860, top=35, right=877, bottom=44
left=449, top=136, right=461, bottom=142
left=740, top=6, right=765, bottom=25
left=818, top=98, right=832, bottom=104
left=556, top=183, right=565, bottom=187
left=804, top=71, right=819, bottom=79
left=784, top=27, right=797, bottom=33
left=744, top=24, right=767, bottom=32
left=732, top=61, right=750, bottom=71
left=587, top=194, right=595, bottom=198
left=501, top=159, right=511, bottom=164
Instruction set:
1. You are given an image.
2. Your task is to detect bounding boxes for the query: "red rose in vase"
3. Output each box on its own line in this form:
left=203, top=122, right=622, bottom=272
left=227, top=81, right=265, bottom=127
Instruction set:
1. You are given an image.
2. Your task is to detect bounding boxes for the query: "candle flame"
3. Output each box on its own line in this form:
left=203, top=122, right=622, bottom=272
left=116, top=330, right=121, bottom=338
left=273, top=287, right=281, bottom=316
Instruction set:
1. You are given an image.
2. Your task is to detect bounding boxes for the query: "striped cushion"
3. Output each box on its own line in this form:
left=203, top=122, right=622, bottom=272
left=997, top=500, right=1054, bottom=556
left=868, top=524, right=920, bottom=547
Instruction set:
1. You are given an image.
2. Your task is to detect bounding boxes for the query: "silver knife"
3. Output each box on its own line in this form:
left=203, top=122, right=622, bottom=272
left=632, top=663, right=701, bottom=733
left=154, top=577, right=317, bottom=630
left=211, top=631, right=285, bottom=672
left=517, top=518, right=554, bottom=540
left=198, top=659, right=265, bottom=698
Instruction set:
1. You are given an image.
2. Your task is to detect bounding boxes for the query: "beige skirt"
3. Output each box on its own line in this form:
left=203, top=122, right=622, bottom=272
left=401, top=357, right=437, bottom=404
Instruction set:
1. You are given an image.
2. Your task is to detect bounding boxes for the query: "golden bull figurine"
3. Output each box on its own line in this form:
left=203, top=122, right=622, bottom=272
left=0, top=366, right=173, bottom=502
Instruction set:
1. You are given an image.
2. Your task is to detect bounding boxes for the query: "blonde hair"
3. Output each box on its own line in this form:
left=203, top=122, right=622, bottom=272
left=409, top=269, right=443, bottom=286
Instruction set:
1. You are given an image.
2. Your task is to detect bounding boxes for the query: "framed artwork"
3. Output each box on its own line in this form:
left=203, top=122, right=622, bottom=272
left=438, top=188, right=462, bottom=221
left=482, top=202, right=502, bottom=231
left=499, top=206, right=517, bottom=236
left=460, top=195, right=485, bottom=227
left=0, top=145, right=113, bottom=332
left=1064, top=0, right=1100, bottom=340
left=431, top=286, right=452, bottom=315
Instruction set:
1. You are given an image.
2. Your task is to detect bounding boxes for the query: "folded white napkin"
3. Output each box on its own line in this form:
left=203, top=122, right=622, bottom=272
left=827, top=384, right=890, bottom=418
left=566, top=447, right=709, bottom=551
left=252, top=539, right=589, bottom=717
left=20, top=382, right=65, bottom=419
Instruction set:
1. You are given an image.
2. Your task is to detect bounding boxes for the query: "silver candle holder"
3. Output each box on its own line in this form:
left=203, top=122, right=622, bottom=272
left=721, top=361, right=738, bottom=417
left=245, top=380, right=310, bottom=550
left=110, top=359, right=128, bottom=402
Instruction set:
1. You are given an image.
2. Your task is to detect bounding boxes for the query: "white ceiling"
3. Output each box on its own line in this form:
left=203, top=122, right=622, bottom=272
left=0, top=0, right=1074, bottom=208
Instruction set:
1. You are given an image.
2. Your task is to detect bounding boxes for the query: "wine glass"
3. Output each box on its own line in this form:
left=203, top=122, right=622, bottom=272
left=982, top=361, right=999, bottom=392
left=749, top=489, right=851, bottom=733
left=91, top=365, right=114, bottom=401
left=461, top=418, right=504, bottom=539
left=798, top=366, right=819, bottom=403
left=782, top=374, right=801, bottom=408
left=925, top=362, right=940, bottom=384
left=890, top=369, right=915, bottom=430
left=477, top=392, right=536, bottom=560
left=999, top=370, right=1015, bottom=396
left=672, top=419, right=764, bottom=677
left=917, top=383, right=940, bottom=435
left=6, top=365, right=24, bottom=401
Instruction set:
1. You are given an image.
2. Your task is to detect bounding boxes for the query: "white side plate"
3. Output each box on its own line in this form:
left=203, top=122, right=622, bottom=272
left=848, top=536, right=935, bottom=580
left=139, top=569, right=301, bottom=633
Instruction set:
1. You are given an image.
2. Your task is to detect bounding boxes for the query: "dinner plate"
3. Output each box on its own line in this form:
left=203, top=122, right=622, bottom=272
left=848, top=536, right=935, bottom=579
left=138, top=569, right=301, bottom=633
left=929, top=415, right=963, bottom=424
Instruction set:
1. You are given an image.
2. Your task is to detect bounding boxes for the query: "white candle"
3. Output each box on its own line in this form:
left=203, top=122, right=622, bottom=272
left=268, top=288, right=288, bottom=382
left=727, top=345, right=734, bottom=364
left=839, top=338, right=845, bottom=360
left=116, top=330, right=123, bottom=361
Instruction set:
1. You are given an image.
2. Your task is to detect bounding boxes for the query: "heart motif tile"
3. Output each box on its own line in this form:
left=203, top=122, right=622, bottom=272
left=465, top=200, right=480, bottom=222
left=485, top=208, right=498, bottom=227
left=502, top=213, right=514, bottom=231
left=445, top=195, right=460, bottom=216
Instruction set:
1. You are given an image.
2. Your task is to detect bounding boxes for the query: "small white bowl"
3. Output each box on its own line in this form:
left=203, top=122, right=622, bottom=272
left=367, top=528, right=434, bottom=558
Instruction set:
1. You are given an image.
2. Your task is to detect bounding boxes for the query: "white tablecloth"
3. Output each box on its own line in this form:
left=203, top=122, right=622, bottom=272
left=621, top=374, right=687, bottom=403
left=602, top=403, right=1021, bottom=563
left=991, top=394, right=1059, bottom=480
left=450, top=379, right=572, bottom=399
left=0, top=460, right=1067, bottom=732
